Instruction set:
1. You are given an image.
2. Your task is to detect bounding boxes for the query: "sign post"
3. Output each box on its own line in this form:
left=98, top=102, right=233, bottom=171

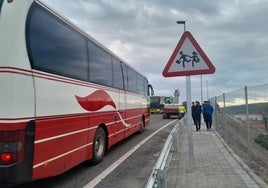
left=162, top=31, right=215, bottom=172
left=186, top=75, right=194, bottom=172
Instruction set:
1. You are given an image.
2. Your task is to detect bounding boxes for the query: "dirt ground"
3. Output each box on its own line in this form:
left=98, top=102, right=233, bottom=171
left=249, top=120, right=268, bottom=132
left=215, top=113, right=268, bottom=184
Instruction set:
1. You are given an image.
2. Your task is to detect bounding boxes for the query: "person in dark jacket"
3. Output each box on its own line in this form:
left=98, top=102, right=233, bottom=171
left=191, top=102, right=197, bottom=128
left=203, top=101, right=214, bottom=131
left=194, top=101, right=202, bottom=131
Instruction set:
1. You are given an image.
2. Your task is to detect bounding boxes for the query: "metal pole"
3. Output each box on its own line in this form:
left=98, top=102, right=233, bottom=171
left=201, top=75, right=203, bottom=103
left=223, top=93, right=226, bottom=141
left=214, top=96, right=217, bottom=130
left=177, top=20, right=194, bottom=172
left=186, top=76, right=194, bottom=172
left=206, top=80, right=209, bottom=100
left=245, top=86, right=251, bottom=166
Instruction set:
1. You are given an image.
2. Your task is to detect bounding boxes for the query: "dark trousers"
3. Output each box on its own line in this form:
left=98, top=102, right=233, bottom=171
left=192, top=114, right=196, bottom=125
left=195, top=114, right=201, bottom=130
left=193, top=114, right=201, bottom=130
left=179, top=113, right=185, bottom=119
left=204, top=115, right=212, bottom=129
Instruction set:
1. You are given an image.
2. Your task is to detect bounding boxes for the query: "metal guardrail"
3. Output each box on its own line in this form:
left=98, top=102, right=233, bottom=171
left=145, top=119, right=184, bottom=188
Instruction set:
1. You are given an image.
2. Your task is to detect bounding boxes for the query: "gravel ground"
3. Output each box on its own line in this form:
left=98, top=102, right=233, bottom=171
left=215, top=112, right=268, bottom=184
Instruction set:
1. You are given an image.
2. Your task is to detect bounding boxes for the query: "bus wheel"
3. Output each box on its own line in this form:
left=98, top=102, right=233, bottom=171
left=91, top=127, right=106, bottom=164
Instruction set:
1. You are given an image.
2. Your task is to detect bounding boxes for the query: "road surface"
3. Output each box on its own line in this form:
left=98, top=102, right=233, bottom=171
left=16, top=114, right=177, bottom=188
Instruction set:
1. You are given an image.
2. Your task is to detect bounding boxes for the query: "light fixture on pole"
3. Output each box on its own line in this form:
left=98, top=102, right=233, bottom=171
left=177, top=20, right=186, bottom=32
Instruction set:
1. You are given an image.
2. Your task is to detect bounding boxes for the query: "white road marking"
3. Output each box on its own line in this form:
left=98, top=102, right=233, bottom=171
left=84, top=119, right=176, bottom=188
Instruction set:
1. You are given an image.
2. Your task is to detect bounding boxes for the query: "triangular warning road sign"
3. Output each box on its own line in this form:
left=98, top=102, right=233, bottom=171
left=162, top=31, right=215, bottom=77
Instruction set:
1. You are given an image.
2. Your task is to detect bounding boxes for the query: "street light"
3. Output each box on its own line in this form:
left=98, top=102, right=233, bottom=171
left=176, top=20, right=194, bottom=172
left=176, top=20, right=186, bottom=32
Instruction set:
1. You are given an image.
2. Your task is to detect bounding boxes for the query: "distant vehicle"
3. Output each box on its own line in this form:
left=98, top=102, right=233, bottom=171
left=164, top=96, right=174, bottom=104
left=150, top=96, right=165, bottom=114
left=150, top=96, right=173, bottom=114
left=162, top=103, right=180, bottom=119
left=0, top=0, right=153, bottom=186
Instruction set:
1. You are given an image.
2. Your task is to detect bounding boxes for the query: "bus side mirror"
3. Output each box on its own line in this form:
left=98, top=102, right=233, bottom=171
left=148, top=84, right=154, bottom=96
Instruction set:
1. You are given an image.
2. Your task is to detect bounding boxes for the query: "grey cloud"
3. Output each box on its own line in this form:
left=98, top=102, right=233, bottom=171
left=43, top=0, right=268, bottom=100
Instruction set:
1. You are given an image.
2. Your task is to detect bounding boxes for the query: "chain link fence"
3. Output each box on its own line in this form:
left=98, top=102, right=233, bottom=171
left=210, top=84, right=268, bottom=184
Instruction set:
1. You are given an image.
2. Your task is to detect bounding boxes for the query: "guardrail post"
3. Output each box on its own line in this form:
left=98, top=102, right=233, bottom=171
left=174, top=131, right=178, bottom=152
left=171, top=131, right=178, bottom=152
left=156, top=169, right=166, bottom=188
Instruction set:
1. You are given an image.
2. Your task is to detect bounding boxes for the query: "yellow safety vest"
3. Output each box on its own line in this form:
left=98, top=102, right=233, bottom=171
left=179, top=105, right=186, bottom=113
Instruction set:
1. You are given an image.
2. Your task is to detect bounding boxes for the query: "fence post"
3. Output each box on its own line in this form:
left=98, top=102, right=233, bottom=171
left=223, top=93, right=227, bottom=141
left=245, top=86, right=251, bottom=166
left=214, top=96, right=217, bottom=130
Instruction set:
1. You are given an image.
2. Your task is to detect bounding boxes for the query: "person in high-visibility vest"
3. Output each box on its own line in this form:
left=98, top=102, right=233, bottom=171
left=178, top=104, right=186, bottom=119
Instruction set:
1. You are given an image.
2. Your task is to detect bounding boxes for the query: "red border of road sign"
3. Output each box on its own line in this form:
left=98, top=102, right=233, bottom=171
left=162, top=31, right=216, bottom=77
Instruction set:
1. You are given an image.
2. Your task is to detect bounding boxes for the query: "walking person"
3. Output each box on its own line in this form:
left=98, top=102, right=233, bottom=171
left=191, top=102, right=197, bottom=128
left=194, top=101, right=202, bottom=131
left=203, top=101, right=214, bottom=131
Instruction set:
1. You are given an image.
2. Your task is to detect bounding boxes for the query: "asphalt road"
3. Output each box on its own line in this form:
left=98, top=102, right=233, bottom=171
left=15, top=114, right=177, bottom=188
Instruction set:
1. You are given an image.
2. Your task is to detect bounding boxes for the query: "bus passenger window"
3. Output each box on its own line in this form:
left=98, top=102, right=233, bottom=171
left=127, top=68, right=137, bottom=93
left=112, top=58, right=124, bottom=90
left=88, top=41, right=113, bottom=87
left=26, top=5, right=88, bottom=81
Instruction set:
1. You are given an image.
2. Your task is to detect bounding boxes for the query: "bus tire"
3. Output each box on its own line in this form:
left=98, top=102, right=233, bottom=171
left=91, top=127, right=106, bottom=165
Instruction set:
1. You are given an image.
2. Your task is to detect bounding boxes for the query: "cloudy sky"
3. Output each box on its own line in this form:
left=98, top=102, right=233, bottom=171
left=43, top=0, right=268, bottom=102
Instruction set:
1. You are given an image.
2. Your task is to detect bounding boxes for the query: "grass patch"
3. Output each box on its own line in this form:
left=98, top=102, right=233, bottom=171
left=254, top=134, right=268, bottom=150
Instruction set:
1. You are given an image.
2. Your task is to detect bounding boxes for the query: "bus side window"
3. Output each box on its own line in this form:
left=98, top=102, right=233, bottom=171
left=112, top=58, right=124, bottom=90
left=121, top=63, right=128, bottom=91
left=88, top=40, right=113, bottom=87
left=127, top=67, right=137, bottom=93
left=137, top=74, right=145, bottom=95
left=26, top=4, right=88, bottom=81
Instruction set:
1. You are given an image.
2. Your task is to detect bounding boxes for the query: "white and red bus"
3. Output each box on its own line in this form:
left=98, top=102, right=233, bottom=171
left=0, top=0, right=154, bottom=186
